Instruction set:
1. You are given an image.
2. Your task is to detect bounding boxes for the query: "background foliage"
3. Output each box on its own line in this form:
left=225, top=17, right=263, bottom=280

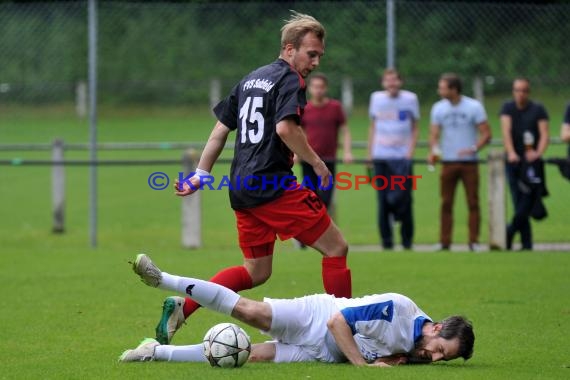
left=1, top=1, right=569, bottom=105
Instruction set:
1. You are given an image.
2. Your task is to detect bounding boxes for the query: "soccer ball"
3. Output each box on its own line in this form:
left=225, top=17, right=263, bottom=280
left=203, top=323, right=251, bottom=368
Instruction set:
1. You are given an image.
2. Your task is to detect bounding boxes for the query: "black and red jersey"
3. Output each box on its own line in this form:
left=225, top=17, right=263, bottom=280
left=214, top=59, right=306, bottom=209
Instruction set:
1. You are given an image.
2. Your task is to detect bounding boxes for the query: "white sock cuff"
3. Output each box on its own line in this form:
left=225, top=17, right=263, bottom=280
left=153, top=345, right=171, bottom=361
left=154, top=344, right=207, bottom=362
left=217, top=292, right=241, bottom=315
left=158, top=272, right=180, bottom=291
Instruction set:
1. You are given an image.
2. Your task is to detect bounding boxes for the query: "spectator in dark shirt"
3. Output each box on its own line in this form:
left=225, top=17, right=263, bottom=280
left=300, top=73, right=353, bottom=209
left=500, top=78, right=549, bottom=250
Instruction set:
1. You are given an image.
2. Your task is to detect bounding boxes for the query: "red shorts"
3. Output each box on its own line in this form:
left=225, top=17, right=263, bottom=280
left=235, top=187, right=331, bottom=255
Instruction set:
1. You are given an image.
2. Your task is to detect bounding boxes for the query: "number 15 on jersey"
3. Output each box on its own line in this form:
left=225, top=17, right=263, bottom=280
left=239, top=96, right=265, bottom=144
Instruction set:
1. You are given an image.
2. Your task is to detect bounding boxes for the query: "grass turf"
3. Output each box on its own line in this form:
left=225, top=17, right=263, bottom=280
left=1, top=98, right=569, bottom=245
left=0, top=100, right=569, bottom=379
left=1, top=244, right=569, bottom=379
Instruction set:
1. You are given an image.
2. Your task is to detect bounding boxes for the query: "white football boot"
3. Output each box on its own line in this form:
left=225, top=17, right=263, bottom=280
left=131, top=253, right=162, bottom=287
left=155, top=296, right=186, bottom=345
left=118, top=338, right=159, bottom=362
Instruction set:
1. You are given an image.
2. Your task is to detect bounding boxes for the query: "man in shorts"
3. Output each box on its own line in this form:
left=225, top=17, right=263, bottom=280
left=120, top=254, right=474, bottom=366
left=156, top=12, right=351, bottom=345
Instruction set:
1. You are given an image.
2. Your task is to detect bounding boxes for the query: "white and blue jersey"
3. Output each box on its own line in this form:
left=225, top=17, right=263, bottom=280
left=334, top=293, right=431, bottom=361
left=262, top=293, right=431, bottom=363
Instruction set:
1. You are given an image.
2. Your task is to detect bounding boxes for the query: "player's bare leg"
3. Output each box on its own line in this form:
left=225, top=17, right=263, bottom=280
left=248, top=343, right=277, bottom=362
left=231, top=297, right=273, bottom=331
left=243, top=255, right=273, bottom=286
left=305, top=221, right=352, bottom=298
left=310, top=220, right=348, bottom=258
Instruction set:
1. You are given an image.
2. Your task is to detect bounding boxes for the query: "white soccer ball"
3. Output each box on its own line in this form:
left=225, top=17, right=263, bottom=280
left=203, top=322, right=251, bottom=368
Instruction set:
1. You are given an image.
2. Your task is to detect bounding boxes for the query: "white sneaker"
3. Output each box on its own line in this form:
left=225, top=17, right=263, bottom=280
left=155, top=296, right=186, bottom=345
left=432, top=243, right=450, bottom=252
left=118, top=338, right=159, bottom=362
left=469, top=243, right=484, bottom=252
left=132, top=254, right=162, bottom=287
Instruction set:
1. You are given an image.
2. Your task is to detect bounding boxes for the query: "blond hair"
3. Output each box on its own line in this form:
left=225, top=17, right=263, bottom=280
left=281, top=11, right=325, bottom=50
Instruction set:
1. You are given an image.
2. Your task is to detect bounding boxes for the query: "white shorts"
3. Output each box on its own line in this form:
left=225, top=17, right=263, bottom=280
left=262, top=294, right=343, bottom=363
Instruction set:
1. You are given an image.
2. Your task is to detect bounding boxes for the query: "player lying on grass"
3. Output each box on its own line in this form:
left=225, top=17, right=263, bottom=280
left=120, top=254, right=474, bottom=365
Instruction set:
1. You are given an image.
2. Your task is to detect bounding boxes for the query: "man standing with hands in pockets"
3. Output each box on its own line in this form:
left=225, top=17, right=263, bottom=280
left=368, top=69, right=419, bottom=250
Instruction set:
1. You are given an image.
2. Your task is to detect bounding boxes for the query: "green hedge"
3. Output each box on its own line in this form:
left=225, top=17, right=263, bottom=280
left=0, top=1, right=568, bottom=105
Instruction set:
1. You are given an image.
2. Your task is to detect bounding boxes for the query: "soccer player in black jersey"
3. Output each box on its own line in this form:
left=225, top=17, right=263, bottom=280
left=151, top=12, right=352, bottom=345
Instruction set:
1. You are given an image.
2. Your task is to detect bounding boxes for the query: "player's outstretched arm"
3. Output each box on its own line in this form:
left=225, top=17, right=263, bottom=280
left=326, top=312, right=368, bottom=366
left=371, top=354, right=408, bottom=367
left=197, top=121, right=232, bottom=172
left=276, top=118, right=331, bottom=188
left=175, top=121, right=231, bottom=196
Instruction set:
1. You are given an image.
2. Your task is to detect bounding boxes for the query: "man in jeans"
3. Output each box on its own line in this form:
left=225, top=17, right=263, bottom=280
left=428, top=73, right=491, bottom=252
left=368, top=69, right=419, bottom=250
left=500, top=78, right=549, bottom=250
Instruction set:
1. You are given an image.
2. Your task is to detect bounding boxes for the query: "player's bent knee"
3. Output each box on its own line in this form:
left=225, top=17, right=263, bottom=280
left=311, top=222, right=349, bottom=257
left=243, top=255, right=273, bottom=286
left=324, top=236, right=348, bottom=258
left=338, top=237, right=349, bottom=256
left=232, top=300, right=272, bottom=331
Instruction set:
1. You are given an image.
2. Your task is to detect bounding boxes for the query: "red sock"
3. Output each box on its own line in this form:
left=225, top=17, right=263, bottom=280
left=182, top=265, right=253, bottom=318
left=322, top=256, right=352, bottom=298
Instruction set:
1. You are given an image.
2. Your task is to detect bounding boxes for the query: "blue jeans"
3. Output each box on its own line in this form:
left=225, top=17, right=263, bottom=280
left=373, top=160, right=414, bottom=249
left=506, top=163, right=535, bottom=249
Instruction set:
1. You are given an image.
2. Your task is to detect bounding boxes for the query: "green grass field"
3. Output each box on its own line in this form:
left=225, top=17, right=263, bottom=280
left=1, top=100, right=569, bottom=379
left=2, top=244, right=569, bottom=379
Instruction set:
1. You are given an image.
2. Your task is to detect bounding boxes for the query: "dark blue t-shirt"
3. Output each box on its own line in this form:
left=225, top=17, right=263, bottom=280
left=564, top=103, right=570, bottom=157
left=214, top=59, right=306, bottom=210
left=500, top=100, right=548, bottom=156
